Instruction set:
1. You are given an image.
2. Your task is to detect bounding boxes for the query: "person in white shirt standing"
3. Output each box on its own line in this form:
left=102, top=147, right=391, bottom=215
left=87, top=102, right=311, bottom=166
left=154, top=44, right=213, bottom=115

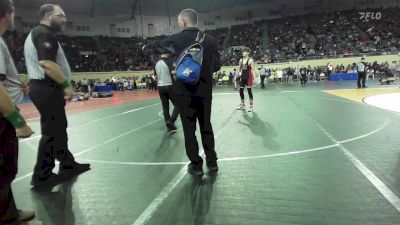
left=357, top=57, right=367, bottom=88
left=259, top=65, right=267, bottom=89
left=232, top=68, right=239, bottom=90
left=155, top=53, right=179, bottom=133
left=276, top=69, right=283, bottom=83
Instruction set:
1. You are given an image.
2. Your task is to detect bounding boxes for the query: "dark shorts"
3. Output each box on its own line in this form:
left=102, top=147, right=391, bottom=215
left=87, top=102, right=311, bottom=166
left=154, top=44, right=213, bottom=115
left=240, top=79, right=248, bottom=88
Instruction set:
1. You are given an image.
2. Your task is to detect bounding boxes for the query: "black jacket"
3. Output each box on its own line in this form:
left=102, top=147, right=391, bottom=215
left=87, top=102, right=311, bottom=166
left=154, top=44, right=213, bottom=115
left=143, top=27, right=221, bottom=98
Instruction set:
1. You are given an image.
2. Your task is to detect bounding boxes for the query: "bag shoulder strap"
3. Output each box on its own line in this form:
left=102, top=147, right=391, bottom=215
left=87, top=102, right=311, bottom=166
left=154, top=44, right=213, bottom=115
left=195, top=31, right=206, bottom=44
left=176, top=31, right=205, bottom=67
left=245, top=58, right=250, bottom=66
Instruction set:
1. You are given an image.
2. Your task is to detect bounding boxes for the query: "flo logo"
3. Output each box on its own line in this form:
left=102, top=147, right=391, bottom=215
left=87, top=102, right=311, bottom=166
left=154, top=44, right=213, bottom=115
left=359, top=12, right=382, bottom=21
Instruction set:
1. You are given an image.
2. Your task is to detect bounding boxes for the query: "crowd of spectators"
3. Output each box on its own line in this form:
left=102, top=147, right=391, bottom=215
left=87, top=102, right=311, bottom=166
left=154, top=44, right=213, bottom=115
left=71, top=73, right=159, bottom=93
left=3, top=7, right=400, bottom=73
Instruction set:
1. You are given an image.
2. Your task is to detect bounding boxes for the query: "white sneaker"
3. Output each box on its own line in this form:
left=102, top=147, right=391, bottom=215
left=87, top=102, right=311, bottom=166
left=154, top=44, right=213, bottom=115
left=237, top=104, right=245, bottom=110
left=247, top=105, right=254, bottom=112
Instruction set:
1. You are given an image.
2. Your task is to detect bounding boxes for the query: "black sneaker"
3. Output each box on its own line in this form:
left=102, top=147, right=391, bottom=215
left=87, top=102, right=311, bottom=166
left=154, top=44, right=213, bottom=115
left=59, top=162, right=91, bottom=177
left=187, top=163, right=204, bottom=176
left=30, top=173, right=62, bottom=188
left=206, top=161, right=219, bottom=172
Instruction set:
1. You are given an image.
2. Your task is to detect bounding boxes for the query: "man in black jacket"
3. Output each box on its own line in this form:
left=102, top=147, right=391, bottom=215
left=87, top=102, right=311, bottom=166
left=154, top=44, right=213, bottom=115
left=143, top=8, right=221, bottom=176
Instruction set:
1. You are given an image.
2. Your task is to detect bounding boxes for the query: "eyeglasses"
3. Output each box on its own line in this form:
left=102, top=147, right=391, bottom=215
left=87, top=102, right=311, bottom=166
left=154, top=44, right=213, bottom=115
left=49, top=13, right=66, bottom=18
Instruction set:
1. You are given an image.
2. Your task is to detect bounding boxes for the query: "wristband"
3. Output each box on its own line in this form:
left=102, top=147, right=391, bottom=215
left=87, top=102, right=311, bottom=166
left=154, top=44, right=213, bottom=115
left=4, top=110, right=26, bottom=128
left=62, top=79, right=71, bottom=89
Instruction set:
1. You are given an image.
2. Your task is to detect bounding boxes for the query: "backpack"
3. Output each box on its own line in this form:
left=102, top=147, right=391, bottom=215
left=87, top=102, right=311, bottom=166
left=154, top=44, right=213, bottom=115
left=175, top=31, right=205, bottom=84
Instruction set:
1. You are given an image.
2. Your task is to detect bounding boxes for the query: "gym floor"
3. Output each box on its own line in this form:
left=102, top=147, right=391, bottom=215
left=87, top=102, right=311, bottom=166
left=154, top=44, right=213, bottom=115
left=12, top=80, right=400, bottom=225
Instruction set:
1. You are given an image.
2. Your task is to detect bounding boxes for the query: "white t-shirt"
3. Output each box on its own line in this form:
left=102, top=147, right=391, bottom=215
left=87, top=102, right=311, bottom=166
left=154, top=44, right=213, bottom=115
left=155, top=59, right=172, bottom=86
left=357, top=62, right=366, bottom=72
left=259, top=68, right=267, bottom=76
left=0, top=37, right=23, bottom=104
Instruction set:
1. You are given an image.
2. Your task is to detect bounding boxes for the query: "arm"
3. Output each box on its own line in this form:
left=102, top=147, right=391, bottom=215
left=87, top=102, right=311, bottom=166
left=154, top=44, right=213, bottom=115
left=142, top=35, right=177, bottom=56
left=252, top=59, right=257, bottom=82
left=0, top=84, right=34, bottom=138
left=238, top=59, right=243, bottom=76
left=153, top=64, right=157, bottom=77
left=0, top=49, right=15, bottom=115
left=39, top=60, right=72, bottom=100
left=35, top=33, right=69, bottom=85
left=39, top=60, right=66, bottom=84
left=213, top=45, right=221, bottom=73
left=0, top=84, right=15, bottom=115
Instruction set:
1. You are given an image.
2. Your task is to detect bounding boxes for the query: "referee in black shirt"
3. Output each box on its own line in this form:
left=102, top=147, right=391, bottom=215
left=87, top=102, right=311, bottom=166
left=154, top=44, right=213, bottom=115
left=24, top=4, right=90, bottom=187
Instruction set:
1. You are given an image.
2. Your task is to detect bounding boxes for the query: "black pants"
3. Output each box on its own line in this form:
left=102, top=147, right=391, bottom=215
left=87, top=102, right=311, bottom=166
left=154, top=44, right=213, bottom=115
left=0, top=118, right=20, bottom=224
left=260, top=75, right=266, bottom=88
left=29, top=80, right=75, bottom=179
left=300, top=75, right=307, bottom=86
left=357, top=72, right=366, bottom=88
left=176, top=96, right=217, bottom=166
left=158, top=85, right=179, bottom=125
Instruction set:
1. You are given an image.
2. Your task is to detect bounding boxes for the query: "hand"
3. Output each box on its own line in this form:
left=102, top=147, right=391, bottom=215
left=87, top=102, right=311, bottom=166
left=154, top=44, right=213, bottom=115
left=16, top=124, right=34, bottom=138
left=64, top=87, right=73, bottom=101
left=20, top=82, right=29, bottom=96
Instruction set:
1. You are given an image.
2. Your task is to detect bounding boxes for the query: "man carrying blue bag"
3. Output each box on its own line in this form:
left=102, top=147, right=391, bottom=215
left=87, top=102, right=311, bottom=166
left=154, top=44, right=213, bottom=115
left=143, top=8, right=221, bottom=176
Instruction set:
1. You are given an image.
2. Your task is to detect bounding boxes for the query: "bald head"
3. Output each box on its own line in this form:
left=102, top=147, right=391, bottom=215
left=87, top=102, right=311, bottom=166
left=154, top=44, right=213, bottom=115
left=178, top=8, right=198, bottom=29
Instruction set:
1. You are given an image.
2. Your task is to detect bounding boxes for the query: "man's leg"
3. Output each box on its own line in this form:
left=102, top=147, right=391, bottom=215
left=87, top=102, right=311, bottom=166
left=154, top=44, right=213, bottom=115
left=357, top=73, right=362, bottom=88
left=29, top=82, right=58, bottom=180
left=0, top=118, right=19, bottom=224
left=260, top=75, right=265, bottom=88
left=167, top=91, right=180, bottom=126
left=0, top=185, right=19, bottom=225
left=53, top=97, right=76, bottom=167
left=159, top=86, right=171, bottom=123
left=53, top=90, right=89, bottom=174
left=197, top=98, right=217, bottom=166
left=177, top=96, right=203, bottom=167
left=362, top=72, right=367, bottom=88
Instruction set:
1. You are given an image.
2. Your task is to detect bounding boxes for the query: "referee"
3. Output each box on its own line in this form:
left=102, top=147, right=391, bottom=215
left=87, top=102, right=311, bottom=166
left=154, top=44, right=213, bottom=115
left=357, top=57, right=367, bottom=88
left=155, top=53, right=179, bottom=133
left=24, top=4, right=90, bottom=187
left=259, top=65, right=266, bottom=89
left=0, top=0, right=36, bottom=223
